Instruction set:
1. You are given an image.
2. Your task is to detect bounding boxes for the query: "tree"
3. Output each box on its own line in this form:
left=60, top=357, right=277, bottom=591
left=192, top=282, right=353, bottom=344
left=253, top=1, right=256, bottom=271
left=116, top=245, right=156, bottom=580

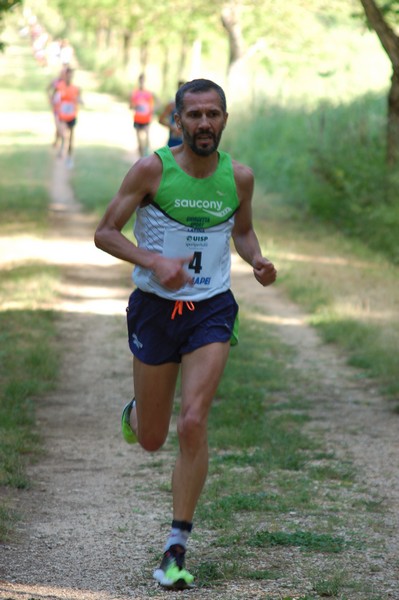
left=221, top=1, right=245, bottom=68
left=359, top=0, right=399, bottom=164
left=0, top=0, right=21, bottom=51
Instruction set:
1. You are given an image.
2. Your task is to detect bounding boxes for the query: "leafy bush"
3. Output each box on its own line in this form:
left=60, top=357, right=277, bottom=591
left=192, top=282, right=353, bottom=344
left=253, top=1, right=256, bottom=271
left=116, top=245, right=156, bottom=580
left=224, top=93, right=399, bottom=263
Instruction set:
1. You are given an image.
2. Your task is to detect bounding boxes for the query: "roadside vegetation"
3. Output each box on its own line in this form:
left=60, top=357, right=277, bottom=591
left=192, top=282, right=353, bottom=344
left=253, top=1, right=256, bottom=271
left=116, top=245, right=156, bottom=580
left=1, top=22, right=399, bottom=598
left=159, top=313, right=390, bottom=598
left=0, top=43, right=60, bottom=539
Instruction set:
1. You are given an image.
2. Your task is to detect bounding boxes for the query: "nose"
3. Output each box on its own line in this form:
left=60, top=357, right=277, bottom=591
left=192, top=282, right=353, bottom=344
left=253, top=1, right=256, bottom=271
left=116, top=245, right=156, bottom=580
left=198, top=114, right=211, bottom=129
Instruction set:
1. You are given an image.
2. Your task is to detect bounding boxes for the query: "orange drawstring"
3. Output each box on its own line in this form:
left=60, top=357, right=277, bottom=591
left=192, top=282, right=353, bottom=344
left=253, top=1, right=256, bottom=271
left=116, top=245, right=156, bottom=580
left=171, top=300, right=195, bottom=320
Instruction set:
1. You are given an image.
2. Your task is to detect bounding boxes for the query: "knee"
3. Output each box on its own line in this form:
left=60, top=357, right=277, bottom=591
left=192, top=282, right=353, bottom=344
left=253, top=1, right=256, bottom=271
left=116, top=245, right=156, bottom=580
left=177, top=411, right=206, bottom=450
left=138, top=432, right=167, bottom=453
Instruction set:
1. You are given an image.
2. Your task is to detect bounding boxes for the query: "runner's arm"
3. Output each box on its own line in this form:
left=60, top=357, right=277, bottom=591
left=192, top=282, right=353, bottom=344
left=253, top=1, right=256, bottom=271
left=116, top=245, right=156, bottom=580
left=159, top=102, right=174, bottom=129
left=231, top=162, right=277, bottom=287
left=94, top=157, right=192, bottom=290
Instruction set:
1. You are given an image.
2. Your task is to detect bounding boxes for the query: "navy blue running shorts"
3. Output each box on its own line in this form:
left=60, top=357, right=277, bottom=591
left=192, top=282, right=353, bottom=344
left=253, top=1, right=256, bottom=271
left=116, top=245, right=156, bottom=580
left=64, top=118, right=77, bottom=129
left=126, top=289, right=239, bottom=365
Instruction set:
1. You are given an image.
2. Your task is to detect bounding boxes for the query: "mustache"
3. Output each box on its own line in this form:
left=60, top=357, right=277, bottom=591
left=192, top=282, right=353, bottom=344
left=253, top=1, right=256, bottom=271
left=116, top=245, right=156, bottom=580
left=194, top=131, right=216, bottom=140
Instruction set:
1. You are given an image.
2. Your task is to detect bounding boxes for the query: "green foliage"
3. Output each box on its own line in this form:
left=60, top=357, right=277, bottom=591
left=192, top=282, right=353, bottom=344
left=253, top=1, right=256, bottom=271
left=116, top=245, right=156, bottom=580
left=209, top=315, right=309, bottom=455
left=312, top=571, right=348, bottom=597
left=0, top=43, right=60, bottom=517
left=0, top=39, right=53, bottom=235
left=249, top=529, right=345, bottom=553
left=195, top=560, right=225, bottom=585
left=361, top=0, right=399, bottom=30
left=198, top=315, right=346, bottom=543
left=0, top=504, right=17, bottom=541
left=0, top=0, right=21, bottom=21
left=0, top=309, right=58, bottom=491
left=71, top=146, right=130, bottom=216
left=0, top=0, right=21, bottom=53
left=0, top=144, right=53, bottom=234
left=225, top=92, right=399, bottom=263
left=312, top=316, right=399, bottom=399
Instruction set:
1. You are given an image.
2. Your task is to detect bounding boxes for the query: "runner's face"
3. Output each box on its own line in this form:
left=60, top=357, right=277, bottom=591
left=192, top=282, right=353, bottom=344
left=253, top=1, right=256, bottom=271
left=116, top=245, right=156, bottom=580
left=177, top=90, right=228, bottom=156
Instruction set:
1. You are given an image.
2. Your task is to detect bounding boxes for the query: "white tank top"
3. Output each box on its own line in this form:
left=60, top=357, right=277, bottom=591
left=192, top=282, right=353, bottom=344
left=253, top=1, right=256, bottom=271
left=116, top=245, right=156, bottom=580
left=133, top=203, right=235, bottom=301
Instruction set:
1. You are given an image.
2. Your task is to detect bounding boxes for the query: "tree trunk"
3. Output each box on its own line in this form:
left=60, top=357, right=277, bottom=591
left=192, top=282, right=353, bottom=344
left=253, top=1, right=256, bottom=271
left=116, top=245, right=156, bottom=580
left=359, top=0, right=399, bottom=164
left=221, top=1, right=245, bottom=72
left=122, top=31, right=131, bottom=67
left=140, top=42, right=148, bottom=72
left=161, top=42, right=169, bottom=93
left=178, top=32, right=189, bottom=80
left=387, top=68, right=399, bottom=164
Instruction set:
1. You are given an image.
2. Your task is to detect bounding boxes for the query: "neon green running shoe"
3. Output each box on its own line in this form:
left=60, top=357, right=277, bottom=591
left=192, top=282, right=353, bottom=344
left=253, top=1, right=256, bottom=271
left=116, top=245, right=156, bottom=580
left=121, top=399, right=137, bottom=444
left=153, top=544, right=194, bottom=590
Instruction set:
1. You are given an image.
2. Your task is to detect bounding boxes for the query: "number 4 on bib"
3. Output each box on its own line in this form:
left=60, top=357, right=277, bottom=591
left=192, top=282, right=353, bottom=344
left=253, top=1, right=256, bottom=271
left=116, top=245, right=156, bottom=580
left=188, top=252, right=202, bottom=274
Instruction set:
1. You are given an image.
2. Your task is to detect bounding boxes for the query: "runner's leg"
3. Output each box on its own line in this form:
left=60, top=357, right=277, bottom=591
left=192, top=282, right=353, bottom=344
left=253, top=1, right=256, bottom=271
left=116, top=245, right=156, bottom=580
left=136, top=127, right=145, bottom=157
left=67, top=124, right=74, bottom=156
left=172, top=341, right=230, bottom=521
left=133, top=357, right=180, bottom=451
left=57, top=121, right=67, bottom=157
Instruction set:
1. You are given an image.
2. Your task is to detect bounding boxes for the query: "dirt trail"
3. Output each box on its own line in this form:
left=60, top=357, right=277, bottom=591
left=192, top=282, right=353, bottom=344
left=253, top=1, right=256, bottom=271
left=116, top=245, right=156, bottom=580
left=1, top=112, right=399, bottom=599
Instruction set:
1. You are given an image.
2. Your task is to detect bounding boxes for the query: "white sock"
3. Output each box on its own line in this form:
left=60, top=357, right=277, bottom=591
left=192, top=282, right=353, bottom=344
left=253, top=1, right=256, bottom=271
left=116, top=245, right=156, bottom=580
left=164, top=520, right=193, bottom=552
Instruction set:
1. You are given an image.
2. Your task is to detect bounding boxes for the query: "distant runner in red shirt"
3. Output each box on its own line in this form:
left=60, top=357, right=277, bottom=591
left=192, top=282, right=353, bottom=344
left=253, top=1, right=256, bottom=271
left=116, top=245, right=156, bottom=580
left=57, top=67, right=83, bottom=168
left=129, top=74, right=154, bottom=158
left=47, top=67, right=67, bottom=149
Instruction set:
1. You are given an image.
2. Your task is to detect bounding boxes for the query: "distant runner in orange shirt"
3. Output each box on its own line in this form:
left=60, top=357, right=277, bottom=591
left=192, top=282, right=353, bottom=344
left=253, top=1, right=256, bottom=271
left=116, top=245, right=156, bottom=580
left=129, top=73, right=154, bottom=158
left=46, top=67, right=67, bottom=149
left=57, top=67, right=83, bottom=168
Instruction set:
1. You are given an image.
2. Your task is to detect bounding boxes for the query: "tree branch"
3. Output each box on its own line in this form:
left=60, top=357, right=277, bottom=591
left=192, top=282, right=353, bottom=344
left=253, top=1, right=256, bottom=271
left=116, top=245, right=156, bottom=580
left=359, top=0, right=399, bottom=69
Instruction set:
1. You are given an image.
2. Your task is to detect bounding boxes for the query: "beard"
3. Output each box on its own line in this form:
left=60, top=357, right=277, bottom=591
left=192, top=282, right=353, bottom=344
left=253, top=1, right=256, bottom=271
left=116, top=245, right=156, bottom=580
left=181, top=125, right=223, bottom=157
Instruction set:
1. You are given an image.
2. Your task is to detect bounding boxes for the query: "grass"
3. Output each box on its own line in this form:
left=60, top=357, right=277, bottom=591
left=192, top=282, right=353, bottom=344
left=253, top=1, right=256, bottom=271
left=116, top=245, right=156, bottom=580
left=0, top=142, right=53, bottom=235
left=0, top=43, right=54, bottom=111
left=0, top=33, right=53, bottom=237
left=249, top=530, right=345, bottom=553
left=71, top=146, right=130, bottom=217
left=0, top=308, right=58, bottom=492
left=255, top=214, right=399, bottom=406
left=177, top=314, right=388, bottom=597
left=0, top=34, right=61, bottom=537
left=0, top=505, right=18, bottom=541
left=242, top=189, right=399, bottom=406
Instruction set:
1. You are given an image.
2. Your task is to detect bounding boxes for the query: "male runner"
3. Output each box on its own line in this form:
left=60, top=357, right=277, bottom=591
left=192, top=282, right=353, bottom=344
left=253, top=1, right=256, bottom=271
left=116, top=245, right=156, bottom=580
left=94, top=78, right=277, bottom=590
left=57, top=67, right=82, bottom=168
left=130, top=73, right=154, bottom=158
left=46, top=66, right=66, bottom=149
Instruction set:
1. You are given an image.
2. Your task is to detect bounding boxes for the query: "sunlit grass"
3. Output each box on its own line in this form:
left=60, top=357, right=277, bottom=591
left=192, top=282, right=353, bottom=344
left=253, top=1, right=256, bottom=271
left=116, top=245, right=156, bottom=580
left=0, top=38, right=51, bottom=112
left=0, top=144, right=53, bottom=235
left=0, top=504, right=18, bottom=541
left=0, top=308, right=58, bottom=492
left=252, top=214, right=399, bottom=405
left=0, top=41, right=54, bottom=232
left=71, top=146, right=131, bottom=217
left=0, top=39, right=61, bottom=534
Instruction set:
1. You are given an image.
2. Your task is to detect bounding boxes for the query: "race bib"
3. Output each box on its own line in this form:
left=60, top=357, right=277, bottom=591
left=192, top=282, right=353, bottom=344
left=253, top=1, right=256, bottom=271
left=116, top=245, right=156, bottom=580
left=163, top=230, right=225, bottom=288
left=60, top=101, right=74, bottom=115
left=136, top=102, right=150, bottom=115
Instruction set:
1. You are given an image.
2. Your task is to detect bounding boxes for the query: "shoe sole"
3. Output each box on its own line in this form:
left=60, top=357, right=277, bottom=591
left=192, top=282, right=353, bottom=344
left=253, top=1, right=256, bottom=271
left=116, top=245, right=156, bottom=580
left=153, top=569, right=194, bottom=590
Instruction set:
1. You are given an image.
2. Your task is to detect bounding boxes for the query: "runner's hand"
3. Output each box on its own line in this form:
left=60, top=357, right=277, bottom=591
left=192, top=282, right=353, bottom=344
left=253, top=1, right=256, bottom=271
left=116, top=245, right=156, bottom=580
left=253, top=257, right=277, bottom=287
left=153, top=255, right=193, bottom=290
